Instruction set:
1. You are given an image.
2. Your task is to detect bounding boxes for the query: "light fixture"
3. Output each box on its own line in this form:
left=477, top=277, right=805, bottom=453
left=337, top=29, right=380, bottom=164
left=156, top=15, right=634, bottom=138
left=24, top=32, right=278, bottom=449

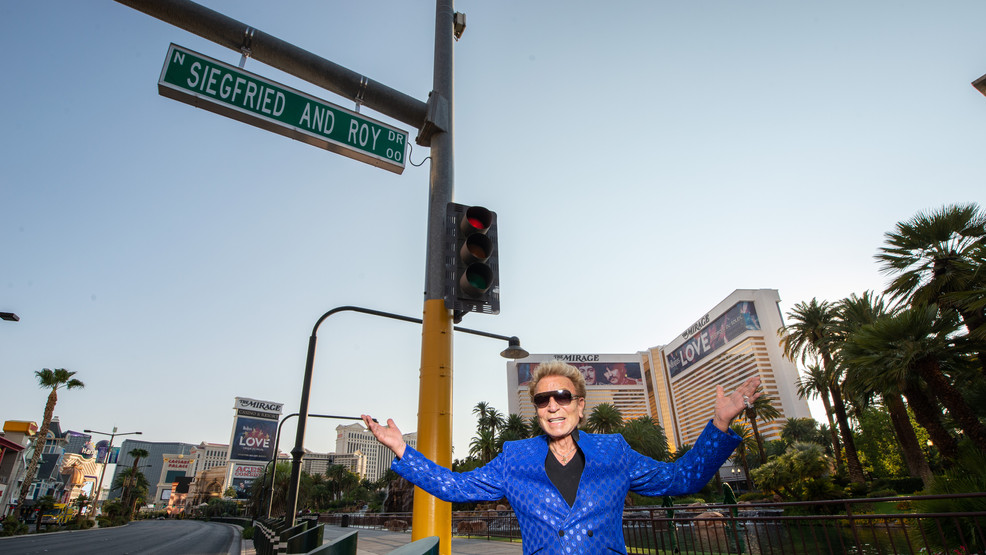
left=500, top=336, right=529, bottom=359
left=974, top=74, right=986, bottom=97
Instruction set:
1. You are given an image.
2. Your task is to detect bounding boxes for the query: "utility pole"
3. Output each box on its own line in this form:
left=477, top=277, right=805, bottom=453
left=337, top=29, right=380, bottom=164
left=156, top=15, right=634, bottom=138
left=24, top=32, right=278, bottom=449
left=115, top=1, right=459, bottom=551
left=412, top=1, right=456, bottom=549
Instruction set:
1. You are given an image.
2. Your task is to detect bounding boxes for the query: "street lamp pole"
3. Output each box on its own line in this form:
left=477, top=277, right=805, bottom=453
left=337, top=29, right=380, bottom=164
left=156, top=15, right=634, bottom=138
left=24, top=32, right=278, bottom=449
left=283, top=306, right=528, bottom=527
left=264, top=412, right=368, bottom=519
left=84, top=427, right=142, bottom=520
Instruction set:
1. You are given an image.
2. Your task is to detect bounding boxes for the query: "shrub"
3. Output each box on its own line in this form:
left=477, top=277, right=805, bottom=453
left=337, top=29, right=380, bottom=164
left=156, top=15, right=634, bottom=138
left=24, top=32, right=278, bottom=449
left=1, top=515, right=29, bottom=536
left=866, top=489, right=897, bottom=498
left=242, top=525, right=254, bottom=539
left=912, top=446, right=986, bottom=553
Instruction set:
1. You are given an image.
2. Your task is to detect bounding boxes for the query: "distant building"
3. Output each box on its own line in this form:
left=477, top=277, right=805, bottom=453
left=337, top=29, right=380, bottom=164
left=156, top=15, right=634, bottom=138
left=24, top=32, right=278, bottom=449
left=189, top=442, right=228, bottom=475
left=0, top=421, right=36, bottom=516
left=508, top=354, right=649, bottom=424
left=650, top=289, right=810, bottom=450
left=111, top=440, right=196, bottom=509
left=335, top=423, right=416, bottom=482
left=300, top=449, right=366, bottom=478
left=507, top=289, right=811, bottom=455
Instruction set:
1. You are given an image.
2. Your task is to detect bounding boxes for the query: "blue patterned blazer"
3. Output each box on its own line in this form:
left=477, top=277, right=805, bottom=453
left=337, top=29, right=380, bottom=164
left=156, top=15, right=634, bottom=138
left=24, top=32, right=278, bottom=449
left=392, top=420, right=740, bottom=555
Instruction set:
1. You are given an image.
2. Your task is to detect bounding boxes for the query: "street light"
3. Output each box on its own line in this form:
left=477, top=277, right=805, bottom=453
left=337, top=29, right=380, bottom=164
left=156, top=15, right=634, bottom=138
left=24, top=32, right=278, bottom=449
left=84, top=427, right=142, bottom=520
left=283, top=305, right=529, bottom=527
left=0, top=312, right=19, bottom=322
left=973, top=73, right=986, bottom=97
left=263, top=412, right=369, bottom=518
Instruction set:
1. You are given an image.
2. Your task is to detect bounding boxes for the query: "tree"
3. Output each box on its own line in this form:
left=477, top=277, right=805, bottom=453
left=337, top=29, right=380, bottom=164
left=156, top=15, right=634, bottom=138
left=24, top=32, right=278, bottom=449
left=730, top=422, right=757, bottom=490
left=843, top=306, right=986, bottom=455
left=836, top=291, right=935, bottom=485
left=780, top=417, right=826, bottom=447
left=618, top=417, right=669, bottom=462
left=796, top=363, right=844, bottom=472
left=750, top=442, right=835, bottom=501
left=472, top=402, right=503, bottom=436
left=780, top=299, right=865, bottom=484
left=585, top=403, right=623, bottom=434
left=469, top=428, right=496, bottom=464
left=876, top=203, right=986, bottom=337
left=739, top=389, right=781, bottom=463
left=527, top=415, right=544, bottom=437
left=496, top=414, right=530, bottom=451
left=17, top=368, right=85, bottom=509
left=33, top=495, right=56, bottom=533
left=121, top=448, right=149, bottom=519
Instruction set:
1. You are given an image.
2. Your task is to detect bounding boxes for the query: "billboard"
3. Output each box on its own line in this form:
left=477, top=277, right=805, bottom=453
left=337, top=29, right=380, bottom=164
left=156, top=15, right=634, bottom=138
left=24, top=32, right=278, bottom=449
left=516, top=360, right=642, bottom=387
left=229, top=416, right=278, bottom=462
left=666, top=301, right=761, bottom=378
left=229, top=397, right=282, bottom=465
left=230, top=464, right=264, bottom=500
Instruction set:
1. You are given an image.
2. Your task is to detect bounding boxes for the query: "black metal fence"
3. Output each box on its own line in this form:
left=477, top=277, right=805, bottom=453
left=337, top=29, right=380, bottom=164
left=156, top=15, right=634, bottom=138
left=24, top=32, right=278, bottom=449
left=318, top=493, right=986, bottom=554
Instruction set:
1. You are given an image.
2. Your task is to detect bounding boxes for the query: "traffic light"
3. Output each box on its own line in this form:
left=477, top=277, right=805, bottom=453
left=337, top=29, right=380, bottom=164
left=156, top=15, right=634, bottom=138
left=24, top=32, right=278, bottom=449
left=444, top=203, right=499, bottom=321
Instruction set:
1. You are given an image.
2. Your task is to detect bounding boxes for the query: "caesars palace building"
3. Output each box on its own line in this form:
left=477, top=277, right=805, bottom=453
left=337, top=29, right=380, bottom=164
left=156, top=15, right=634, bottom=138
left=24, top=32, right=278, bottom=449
left=507, top=289, right=810, bottom=452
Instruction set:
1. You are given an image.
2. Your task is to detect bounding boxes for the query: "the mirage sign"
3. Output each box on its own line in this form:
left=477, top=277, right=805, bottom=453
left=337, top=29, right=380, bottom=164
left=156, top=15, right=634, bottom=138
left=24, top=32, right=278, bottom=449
left=228, top=397, right=282, bottom=463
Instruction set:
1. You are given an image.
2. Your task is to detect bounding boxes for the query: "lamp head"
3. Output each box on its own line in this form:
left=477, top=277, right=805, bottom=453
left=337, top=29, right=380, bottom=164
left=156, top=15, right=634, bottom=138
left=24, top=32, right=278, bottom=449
left=499, top=336, right=529, bottom=359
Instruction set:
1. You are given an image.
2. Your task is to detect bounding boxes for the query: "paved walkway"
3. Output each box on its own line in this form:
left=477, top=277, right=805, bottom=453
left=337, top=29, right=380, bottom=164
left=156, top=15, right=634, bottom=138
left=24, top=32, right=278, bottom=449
left=242, top=524, right=524, bottom=555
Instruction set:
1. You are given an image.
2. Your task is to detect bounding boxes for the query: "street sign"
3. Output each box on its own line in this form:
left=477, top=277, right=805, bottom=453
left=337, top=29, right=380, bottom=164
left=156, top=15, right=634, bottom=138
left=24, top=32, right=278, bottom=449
left=158, top=44, right=408, bottom=174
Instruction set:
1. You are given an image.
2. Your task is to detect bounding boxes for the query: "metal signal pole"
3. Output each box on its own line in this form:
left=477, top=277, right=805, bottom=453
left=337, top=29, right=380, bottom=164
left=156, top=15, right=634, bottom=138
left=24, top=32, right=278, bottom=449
left=115, top=1, right=459, bottom=550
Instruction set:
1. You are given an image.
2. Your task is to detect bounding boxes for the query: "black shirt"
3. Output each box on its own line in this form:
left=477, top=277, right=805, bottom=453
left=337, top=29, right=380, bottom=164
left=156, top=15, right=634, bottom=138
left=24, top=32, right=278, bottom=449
left=544, top=432, right=585, bottom=507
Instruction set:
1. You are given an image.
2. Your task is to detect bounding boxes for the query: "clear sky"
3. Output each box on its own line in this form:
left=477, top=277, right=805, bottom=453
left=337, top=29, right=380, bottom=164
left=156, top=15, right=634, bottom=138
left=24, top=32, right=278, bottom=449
left=2, top=1, right=985, bottom=460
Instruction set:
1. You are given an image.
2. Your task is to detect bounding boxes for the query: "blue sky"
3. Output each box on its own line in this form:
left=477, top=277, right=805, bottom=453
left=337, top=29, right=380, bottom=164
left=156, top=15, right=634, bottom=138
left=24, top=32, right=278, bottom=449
left=2, top=1, right=985, bottom=458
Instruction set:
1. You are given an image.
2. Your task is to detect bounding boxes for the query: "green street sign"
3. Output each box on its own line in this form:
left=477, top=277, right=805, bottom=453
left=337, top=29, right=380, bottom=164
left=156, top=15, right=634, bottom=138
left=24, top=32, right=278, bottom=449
left=158, top=44, right=408, bottom=174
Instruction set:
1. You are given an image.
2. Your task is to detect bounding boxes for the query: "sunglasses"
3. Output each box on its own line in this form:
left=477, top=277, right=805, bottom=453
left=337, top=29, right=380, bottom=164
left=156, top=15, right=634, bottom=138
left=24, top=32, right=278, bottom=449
left=533, top=389, right=581, bottom=409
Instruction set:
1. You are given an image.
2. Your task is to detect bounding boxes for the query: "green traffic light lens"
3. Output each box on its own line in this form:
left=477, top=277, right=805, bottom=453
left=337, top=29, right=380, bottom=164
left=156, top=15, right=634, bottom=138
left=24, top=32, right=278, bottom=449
left=460, top=263, right=494, bottom=297
left=467, top=272, right=488, bottom=290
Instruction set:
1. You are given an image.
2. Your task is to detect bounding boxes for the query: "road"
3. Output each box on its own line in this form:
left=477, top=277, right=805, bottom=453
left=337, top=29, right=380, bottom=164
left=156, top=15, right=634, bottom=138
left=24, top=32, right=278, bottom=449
left=0, top=519, right=241, bottom=555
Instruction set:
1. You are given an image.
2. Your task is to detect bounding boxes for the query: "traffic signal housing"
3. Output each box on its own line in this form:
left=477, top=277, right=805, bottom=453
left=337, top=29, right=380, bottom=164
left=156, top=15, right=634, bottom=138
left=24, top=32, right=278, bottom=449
left=444, top=203, right=499, bottom=321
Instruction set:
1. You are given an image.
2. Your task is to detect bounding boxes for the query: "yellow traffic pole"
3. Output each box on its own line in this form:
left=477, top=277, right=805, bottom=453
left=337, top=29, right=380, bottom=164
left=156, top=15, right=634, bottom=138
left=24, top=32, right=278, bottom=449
left=412, top=299, right=454, bottom=552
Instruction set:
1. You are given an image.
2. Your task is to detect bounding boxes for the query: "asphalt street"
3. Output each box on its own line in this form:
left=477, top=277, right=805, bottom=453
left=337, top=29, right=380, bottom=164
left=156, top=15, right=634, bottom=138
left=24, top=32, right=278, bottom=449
left=0, top=519, right=240, bottom=555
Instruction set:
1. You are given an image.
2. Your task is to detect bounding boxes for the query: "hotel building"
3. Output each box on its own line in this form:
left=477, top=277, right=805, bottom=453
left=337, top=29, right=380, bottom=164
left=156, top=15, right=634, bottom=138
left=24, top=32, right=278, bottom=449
left=335, top=423, right=417, bottom=482
left=507, top=289, right=810, bottom=454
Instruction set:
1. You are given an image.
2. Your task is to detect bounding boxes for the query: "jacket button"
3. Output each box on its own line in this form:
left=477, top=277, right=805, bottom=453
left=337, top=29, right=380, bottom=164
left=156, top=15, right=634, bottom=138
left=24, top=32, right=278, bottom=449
left=558, top=530, right=565, bottom=537
left=587, top=530, right=593, bottom=537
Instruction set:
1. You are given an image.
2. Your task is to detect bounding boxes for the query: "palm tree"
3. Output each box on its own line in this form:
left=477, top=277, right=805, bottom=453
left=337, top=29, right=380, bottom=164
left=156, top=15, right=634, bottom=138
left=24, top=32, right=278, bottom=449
left=796, top=363, right=844, bottom=472
left=527, top=415, right=545, bottom=437
left=123, top=448, right=149, bottom=518
left=17, top=368, right=85, bottom=508
left=739, top=389, right=781, bottom=463
left=618, top=417, right=669, bottom=461
left=844, top=306, right=986, bottom=454
left=780, top=417, right=825, bottom=446
left=730, top=422, right=757, bottom=490
left=496, top=414, right=530, bottom=451
left=112, top=466, right=149, bottom=519
left=486, top=407, right=506, bottom=436
left=876, top=203, right=986, bottom=333
left=837, top=292, right=935, bottom=485
left=469, top=428, right=497, bottom=463
left=780, top=299, right=865, bottom=484
left=586, top=403, right=623, bottom=434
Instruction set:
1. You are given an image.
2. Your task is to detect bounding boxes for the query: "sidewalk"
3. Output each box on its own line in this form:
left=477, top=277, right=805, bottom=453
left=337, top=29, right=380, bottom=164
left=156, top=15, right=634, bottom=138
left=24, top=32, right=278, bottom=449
left=242, top=524, right=524, bottom=555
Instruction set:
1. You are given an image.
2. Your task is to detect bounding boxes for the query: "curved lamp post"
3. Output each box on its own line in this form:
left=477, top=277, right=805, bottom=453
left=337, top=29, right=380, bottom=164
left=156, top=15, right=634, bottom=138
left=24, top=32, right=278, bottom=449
left=284, top=305, right=528, bottom=526
left=263, top=412, right=369, bottom=518
left=84, top=427, right=142, bottom=520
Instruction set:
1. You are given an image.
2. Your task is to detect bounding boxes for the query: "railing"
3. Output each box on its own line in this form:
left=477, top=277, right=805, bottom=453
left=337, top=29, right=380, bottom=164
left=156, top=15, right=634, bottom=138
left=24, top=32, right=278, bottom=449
left=318, top=493, right=986, bottom=554
left=624, top=493, right=986, bottom=555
